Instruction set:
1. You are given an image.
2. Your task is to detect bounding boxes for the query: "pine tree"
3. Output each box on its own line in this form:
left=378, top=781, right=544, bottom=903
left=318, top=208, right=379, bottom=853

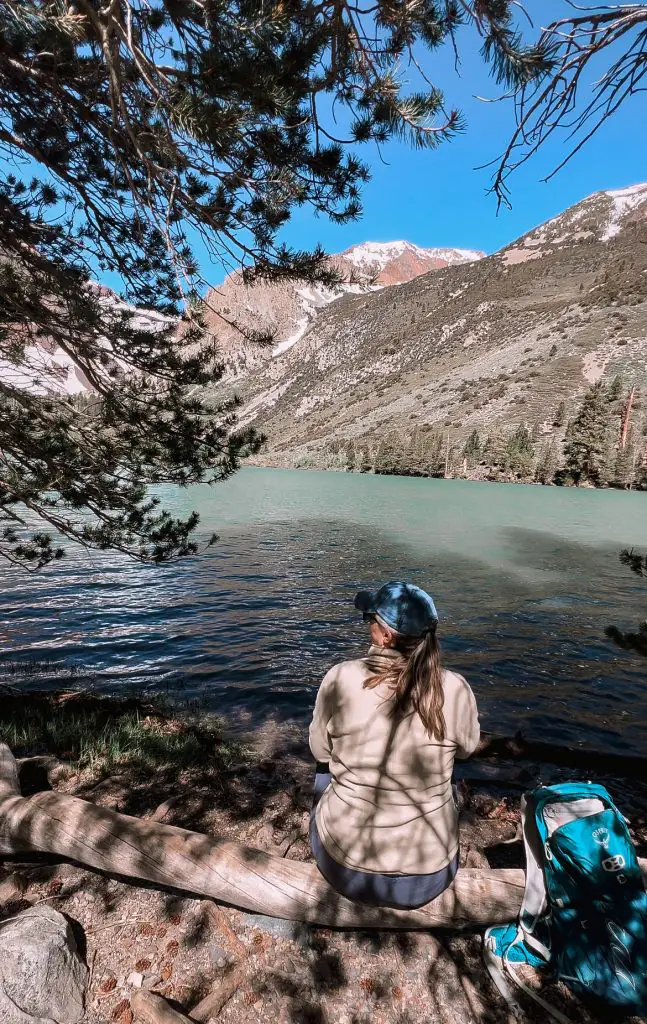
left=407, top=429, right=425, bottom=477
left=553, top=401, right=567, bottom=428
left=374, top=438, right=389, bottom=476
left=0, top=1, right=553, bottom=566
left=484, top=425, right=509, bottom=475
left=613, top=428, right=637, bottom=489
left=344, top=440, right=356, bottom=472
left=563, top=383, right=613, bottom=485
left=462, top=430, right=482, bottom=469
left=416, top=432, right=445, bottom=478
left=535, top=441, right=558, bottom=485
left=374, top=432, right=403, bottom=476
left=358, top=447, right=373, bottom=474
left=507, top=424, right=535, bottom=478
left=606, top=374, right=624, bottom=406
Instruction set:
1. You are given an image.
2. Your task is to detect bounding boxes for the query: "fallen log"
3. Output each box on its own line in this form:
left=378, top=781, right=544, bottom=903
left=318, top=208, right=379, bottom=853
left=0, top=743, right=525, bottom=930
left=132, top=989, right=192, bottom=1023
left=190, top=962, right=249, bottom=1022
left=0, top=743, right=640, bottom=931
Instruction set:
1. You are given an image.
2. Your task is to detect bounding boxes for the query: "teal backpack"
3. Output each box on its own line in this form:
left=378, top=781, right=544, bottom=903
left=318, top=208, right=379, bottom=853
left=484, top=782, right=647, bottom=1021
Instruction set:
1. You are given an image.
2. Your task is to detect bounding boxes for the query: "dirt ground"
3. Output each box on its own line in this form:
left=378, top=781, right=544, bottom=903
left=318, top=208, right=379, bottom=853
left=2, top=720, right=647, bottom=1024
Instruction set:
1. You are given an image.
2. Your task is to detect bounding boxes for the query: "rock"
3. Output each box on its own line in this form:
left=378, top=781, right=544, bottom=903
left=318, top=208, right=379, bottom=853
left=0, top=904, right=87, bottom=1023
left=150, top=795, right=184, bottom=823
left=84, top=775, right=130, bottom=811
left=254, top=823, right=277, bottom=851
left=241, top=912, right=311, bottom=943
left=126, top=971, right=144, bottom=988
left=208, top=944, right=229, bottom=968
left=464, top=846, right=490, bottom=869
left=0, top=871, right=26, bottom=906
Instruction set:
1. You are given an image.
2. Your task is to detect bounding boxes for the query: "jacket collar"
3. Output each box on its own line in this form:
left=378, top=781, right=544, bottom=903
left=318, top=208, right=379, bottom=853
left=367, top=644, right=402, bottom=659
left=365, top=644, right=406, bottom=672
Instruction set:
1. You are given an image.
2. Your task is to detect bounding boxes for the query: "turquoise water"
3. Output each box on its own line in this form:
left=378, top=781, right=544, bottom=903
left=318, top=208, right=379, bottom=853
left=1, top=469, right=646, bottom=753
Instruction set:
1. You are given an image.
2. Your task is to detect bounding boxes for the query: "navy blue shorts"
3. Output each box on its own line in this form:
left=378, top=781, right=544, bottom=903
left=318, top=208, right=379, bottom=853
left=310, top=771, right=458, bottom=910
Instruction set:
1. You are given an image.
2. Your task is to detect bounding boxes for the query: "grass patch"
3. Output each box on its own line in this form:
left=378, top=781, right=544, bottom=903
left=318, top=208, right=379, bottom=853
left=0, top=688, right=249, bottom=779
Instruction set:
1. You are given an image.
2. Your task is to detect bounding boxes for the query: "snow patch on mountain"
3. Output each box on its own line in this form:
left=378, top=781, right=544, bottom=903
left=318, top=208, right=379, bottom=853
left=602, top=183, right=647, bottom=240
left=273, top=316, right=310, bottom=357
left=0, top=345, right=88, bottom=396
left=272, top=281, right=379, bottom=357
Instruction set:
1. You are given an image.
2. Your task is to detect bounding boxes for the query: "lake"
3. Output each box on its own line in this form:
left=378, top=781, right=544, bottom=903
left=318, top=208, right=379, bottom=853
left=1, top=468, right=646, bottom=755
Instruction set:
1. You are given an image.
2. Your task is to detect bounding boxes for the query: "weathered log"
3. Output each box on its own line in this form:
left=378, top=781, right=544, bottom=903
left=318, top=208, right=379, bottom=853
left=0, top=743, right=524, bottom=929
left=0, top=742, right=636, bottom=932
left=132, top=989, right=192, bottom=1023
left=190, top=962, right=249, bottom=1022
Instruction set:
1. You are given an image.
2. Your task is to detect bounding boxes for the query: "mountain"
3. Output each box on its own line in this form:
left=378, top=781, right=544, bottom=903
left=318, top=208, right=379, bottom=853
left=203, top=242, right=484, bottom=377
left=0, top=239, right=479, bottom=397
left=214, top=183, right=647, bottom=472
left=0, top=286, right=171, bottom=397
left=332, top=241, right=483, bottom=285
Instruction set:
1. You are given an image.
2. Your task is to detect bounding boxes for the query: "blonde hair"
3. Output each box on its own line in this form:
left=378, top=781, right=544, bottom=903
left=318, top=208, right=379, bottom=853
left=365, top=627, right=445, bottom=741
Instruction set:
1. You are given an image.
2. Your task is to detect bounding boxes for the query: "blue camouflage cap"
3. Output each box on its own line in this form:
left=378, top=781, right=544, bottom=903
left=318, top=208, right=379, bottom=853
left=354, top=581, right=438, bottom=637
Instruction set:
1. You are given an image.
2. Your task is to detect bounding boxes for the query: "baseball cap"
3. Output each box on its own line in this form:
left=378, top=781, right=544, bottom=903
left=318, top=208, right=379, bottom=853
left=354, top=581, right=438, bottom=637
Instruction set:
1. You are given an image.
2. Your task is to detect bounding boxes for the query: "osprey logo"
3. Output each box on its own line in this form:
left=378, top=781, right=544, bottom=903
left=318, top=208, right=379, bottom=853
left=593, top=827, right=611, bottom=849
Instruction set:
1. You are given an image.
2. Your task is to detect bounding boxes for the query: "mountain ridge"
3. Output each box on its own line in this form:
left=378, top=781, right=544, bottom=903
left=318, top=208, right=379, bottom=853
left=204, top=240, right=485, bottom=375
left=219, top=181, right=647, bottom=478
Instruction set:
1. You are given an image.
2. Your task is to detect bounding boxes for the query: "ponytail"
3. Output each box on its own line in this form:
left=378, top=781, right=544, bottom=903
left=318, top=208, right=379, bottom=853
left=365, top=627, right=446, bottom=741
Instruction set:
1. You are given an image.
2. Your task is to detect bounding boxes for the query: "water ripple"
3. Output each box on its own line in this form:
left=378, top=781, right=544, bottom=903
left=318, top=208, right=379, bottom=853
left=1, top=470, right=646, bottom=754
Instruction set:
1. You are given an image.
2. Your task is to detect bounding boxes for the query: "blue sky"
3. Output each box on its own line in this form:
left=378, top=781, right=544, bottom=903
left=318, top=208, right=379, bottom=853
left=194, top=0, right=646, bottom=283
left=6, top=2, right=642, bottom=295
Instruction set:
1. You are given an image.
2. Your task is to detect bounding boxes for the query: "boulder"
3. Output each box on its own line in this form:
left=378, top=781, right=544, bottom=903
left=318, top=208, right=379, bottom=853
left=0, top=904, right=87, bottom=1023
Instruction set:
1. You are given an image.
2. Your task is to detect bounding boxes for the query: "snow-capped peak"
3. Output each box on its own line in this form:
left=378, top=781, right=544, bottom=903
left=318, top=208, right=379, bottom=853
left=341, top=240, right=483, bottom=270
left=342, top=241, right=412, bottom=267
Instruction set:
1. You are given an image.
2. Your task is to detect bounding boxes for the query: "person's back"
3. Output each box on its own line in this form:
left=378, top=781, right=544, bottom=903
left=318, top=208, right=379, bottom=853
left=308, top=581, right=480, bottom=909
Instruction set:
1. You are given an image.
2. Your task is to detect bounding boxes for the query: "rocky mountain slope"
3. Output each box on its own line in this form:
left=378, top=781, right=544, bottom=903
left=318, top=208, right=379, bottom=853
left=216, top=184, right=647, bottom=470
left=0, top=285, right=170, bottom=397
left=204, top=241, right=483, bottom=378
left=0, top=240, right=480, bottom=398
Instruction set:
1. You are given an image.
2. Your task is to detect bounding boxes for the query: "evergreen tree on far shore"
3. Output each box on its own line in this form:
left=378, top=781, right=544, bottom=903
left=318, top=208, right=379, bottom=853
left=563, top=382, right=613, bottom=485
left=607, top=374, right=624, bottom=407
left=535, top=440, right=559, bottom=484
left=507, top=424, right=535, bottom=478
left=553, top=401, right=567, bottom=428
left=463, top=430, right=482, bottom=469
left=613, top=428, right=637, bottom=489
left=374, top=432, right=402, bottom=476
left=424, top=432, right=447, bottom=478
left=358, top=447, right=373, bottom=474
left=484, top=425, right=509, bottom=474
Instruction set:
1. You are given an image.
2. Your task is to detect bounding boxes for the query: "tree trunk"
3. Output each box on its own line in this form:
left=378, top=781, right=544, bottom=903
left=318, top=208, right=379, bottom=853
left=0, top=744, right=639, bottom=931
left=0, top=743, right=526, bottom=929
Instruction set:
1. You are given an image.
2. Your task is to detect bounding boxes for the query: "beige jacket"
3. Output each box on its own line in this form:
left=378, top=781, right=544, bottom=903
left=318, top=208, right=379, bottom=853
left=309, top=646, right=480, bottom=875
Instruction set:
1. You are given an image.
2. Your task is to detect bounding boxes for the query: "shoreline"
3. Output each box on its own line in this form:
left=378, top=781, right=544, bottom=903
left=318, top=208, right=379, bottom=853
left=248, top=459, right=646, bottom=492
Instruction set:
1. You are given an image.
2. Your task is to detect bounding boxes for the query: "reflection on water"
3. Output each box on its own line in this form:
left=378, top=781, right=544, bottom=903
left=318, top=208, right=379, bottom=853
left=0, top=469, right=646, bottom=755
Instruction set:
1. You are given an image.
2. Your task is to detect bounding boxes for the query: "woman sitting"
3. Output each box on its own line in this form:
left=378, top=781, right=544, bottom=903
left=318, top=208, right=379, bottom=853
left=309, top=580, right=479, bottom=909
